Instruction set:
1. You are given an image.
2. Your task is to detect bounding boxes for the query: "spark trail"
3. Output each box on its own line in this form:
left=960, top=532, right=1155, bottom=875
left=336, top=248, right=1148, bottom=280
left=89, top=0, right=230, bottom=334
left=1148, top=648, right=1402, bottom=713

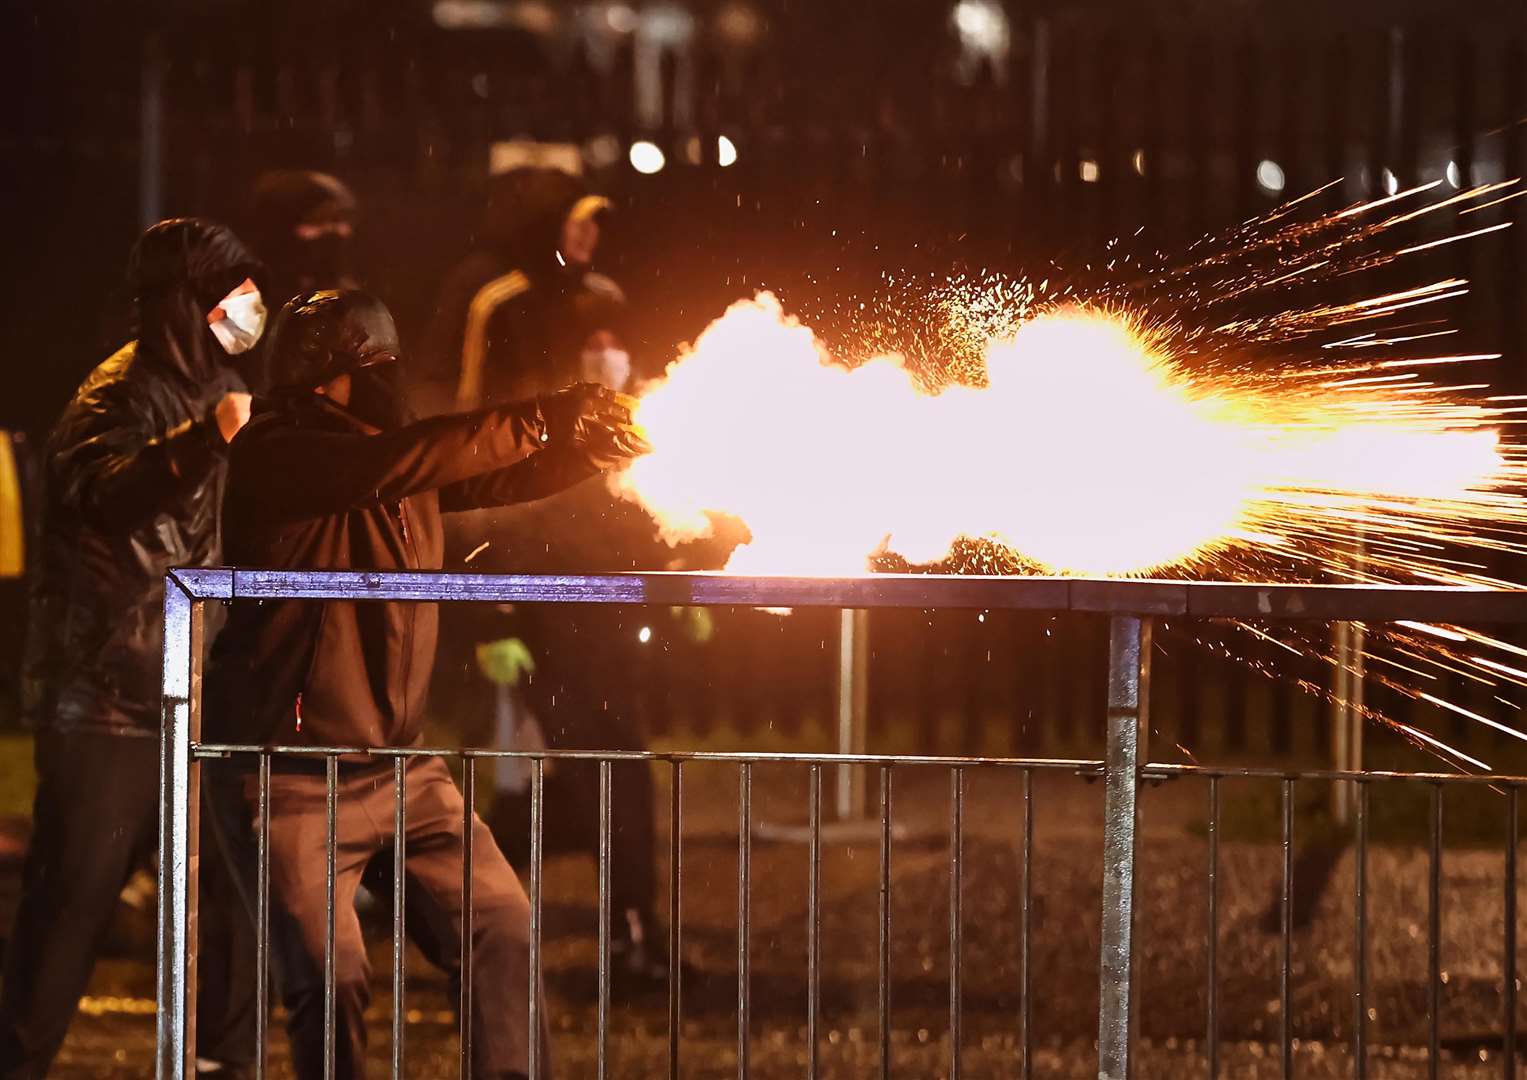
left=613, top=180, right=1527, bottom=769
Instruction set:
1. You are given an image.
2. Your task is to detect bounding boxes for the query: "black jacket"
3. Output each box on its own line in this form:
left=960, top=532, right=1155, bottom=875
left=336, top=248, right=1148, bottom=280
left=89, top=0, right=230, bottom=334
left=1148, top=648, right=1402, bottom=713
left=205, top=394, right=598, bottom=750
left=22, top=219, right=257, bottom=735
left=421, top=167, right=625, bottom=412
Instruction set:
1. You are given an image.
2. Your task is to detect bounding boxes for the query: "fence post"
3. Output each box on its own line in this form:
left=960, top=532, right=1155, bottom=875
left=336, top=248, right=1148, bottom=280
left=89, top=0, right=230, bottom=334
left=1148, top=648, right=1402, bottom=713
left=157, top=577, right=203, bottom=1080
left=1098, top=614, right=1150, bottom=1080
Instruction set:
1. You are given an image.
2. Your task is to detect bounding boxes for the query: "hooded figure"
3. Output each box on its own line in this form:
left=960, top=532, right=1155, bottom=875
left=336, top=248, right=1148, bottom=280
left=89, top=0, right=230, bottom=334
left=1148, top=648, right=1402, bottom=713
left=22, top=216, right=260, bottom=734
left=238, top=169, right=361, bottom=394
left=421, top=166, right=627, bottom=414
left=2, top=217, right=263, bottom=1077
left=204, top=289, right=644, bottom=1079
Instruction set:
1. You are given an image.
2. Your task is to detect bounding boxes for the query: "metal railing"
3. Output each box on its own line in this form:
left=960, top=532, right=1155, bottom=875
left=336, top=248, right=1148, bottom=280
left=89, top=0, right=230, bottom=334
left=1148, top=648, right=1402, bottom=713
left=157, top=568, right=1527, bottom=1079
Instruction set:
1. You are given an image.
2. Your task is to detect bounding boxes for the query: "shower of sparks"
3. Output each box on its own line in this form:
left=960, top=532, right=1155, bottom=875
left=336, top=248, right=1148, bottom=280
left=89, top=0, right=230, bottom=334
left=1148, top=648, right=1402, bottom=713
left=613, top=179, right=1527, bottom=771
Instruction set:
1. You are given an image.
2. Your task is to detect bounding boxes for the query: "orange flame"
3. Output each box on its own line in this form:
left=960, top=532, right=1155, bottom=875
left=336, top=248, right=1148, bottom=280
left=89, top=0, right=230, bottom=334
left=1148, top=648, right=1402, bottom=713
left=616, top=292, right=1508, bottom=577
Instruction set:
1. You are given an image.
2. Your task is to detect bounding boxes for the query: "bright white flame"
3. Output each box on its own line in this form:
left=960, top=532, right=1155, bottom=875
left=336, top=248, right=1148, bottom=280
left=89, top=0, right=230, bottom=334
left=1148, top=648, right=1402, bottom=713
left=1079, top=160, right=1100, bottom=183
left=616, top=294, right=1507, bottom=577
left=638, top=625, right=653, bottom=643
left=1257, top=159, right=1286, bottom=194
left=1382, top=168, right=1400, bottom=196
left=1447, top=161, right=1462, bottom=189
left=629, top=140, right=666, bottom=174
left=1131, top=149, right=1146, bottom=177
left=717, top=134, right=739, bottom=167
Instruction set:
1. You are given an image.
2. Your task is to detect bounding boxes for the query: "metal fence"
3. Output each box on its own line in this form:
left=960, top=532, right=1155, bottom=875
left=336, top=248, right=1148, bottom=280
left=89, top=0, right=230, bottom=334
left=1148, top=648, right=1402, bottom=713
left=157, top=568, right=1527, bottom=1079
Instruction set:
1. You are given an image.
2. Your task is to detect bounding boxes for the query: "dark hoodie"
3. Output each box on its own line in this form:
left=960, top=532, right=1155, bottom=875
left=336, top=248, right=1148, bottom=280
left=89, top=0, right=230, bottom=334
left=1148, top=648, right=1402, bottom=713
left=239, top=169, right=361, bottom=395
left=420, top=167, right=626, bottom=413
left=22, top=218, right=259, bottom=735
left=205, top=290, right=619, bottom=752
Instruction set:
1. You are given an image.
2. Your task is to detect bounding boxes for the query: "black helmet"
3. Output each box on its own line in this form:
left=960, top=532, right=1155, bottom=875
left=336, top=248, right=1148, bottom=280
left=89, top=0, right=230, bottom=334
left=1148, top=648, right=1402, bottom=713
left=266, top=289, right=399, bottom=393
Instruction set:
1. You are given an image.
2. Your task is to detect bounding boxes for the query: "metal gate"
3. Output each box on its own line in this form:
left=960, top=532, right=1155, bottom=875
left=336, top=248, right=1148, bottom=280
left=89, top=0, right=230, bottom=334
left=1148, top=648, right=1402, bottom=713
left=157, top=568, right=1527, bottom=1078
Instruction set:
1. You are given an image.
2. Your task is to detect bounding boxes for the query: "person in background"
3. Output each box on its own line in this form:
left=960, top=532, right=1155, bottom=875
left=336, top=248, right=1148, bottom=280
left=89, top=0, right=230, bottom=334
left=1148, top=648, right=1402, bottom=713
left=204, top=289, right=646, bottom=1079
left=1, top=218, right=263, bottom=1079
left=425, top=167, right=683, bottom=983
left=420, top=165, right=623, bottom=413
left=238, top=169, right=360, bottom=393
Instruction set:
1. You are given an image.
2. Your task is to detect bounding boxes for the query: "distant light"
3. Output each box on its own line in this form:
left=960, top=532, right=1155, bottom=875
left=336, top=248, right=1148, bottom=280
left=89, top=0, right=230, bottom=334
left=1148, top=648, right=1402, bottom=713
left=605, top=2, right=638, bottom=33
left=639, top=2, right=696, bottom=46
left=1078, top=159, right=1100, bottom=183
left=629, top=140, right=666, bottom=174
left=583, top=133, right=622, bottom=170
left=1256, top=159, right=1286, bottom=194
left=714, top=1, right=764, bottom=45
left=717, top=134, right=738, bottom=167
left=638, top=625, right=653, bottom=643
left=1381, top=167, right=1399, bottom=196
left=977, top=612, right=986, bottom=623
left=1446, top=160, right=1462, bottom=189
left=1131, top=149, right=1146, bottom=177
left=952, top=0, right=1008, bottom=57
left=683, top=135, right=703, bottom=166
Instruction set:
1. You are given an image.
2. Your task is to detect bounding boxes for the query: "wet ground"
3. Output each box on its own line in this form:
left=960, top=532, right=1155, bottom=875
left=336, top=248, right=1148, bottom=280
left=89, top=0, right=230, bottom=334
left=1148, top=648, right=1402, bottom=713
left=13, top=763, right=1527, bottom=1077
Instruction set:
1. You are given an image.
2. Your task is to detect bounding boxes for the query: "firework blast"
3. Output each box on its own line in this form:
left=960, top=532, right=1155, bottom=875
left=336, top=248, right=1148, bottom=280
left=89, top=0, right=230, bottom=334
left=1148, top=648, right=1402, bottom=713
left=617, top=180, right=1526, bottom=583
left=609, top=179, right=1527, bottom=769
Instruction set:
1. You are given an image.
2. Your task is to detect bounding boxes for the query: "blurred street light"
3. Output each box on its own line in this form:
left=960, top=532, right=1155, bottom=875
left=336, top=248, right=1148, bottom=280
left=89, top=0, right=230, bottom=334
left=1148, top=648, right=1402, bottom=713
left=630, top=140, right=666, bottom=174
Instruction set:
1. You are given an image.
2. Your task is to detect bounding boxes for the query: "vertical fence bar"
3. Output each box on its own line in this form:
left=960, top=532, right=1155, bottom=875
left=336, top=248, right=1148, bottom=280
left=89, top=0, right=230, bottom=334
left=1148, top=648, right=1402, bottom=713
left=1355, top=782, right=1368, bottom=1080
left=324, top=754, right=338, bottom=1080
left=668, top=760, right=683, bottom=1080
left=1098, top=614, right=1151, bottom=1080
left=738, top=763, right=752, bottom=1079
left=391, top=758, right=407, bottom=1078
left=950, top=767, right=965, bottom=1079
left=878, top=765, right=892, bottom=1080
left=808, top=764, right=822, bottom=1078
left=1020, top=767, right=1033, bottom=1080
left=157, top=582, right=202, bottom=1080
left=1280, top=778, right=1293, bottom=1080
left=529, top=759, right=544, bottom=1080
left=1428, top=784, right=1442, bottom=1080
left=1207, top=776, right=1220, bottom=1080
left=255, top=753, right=271, bottom=1080
left=598, top=760, right=612, bottom=1079
left=1506, top=786, right=1518, bottom=1080
left=460, top=758, right=475, bottom=1078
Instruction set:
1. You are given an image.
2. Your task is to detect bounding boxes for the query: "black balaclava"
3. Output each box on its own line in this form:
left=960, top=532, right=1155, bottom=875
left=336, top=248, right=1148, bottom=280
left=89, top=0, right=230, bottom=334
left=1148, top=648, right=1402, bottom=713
left=126, top=218, right=262, bottom=386
left=245, top=170, right=360, bottom=305
left=265, top=289, right=409, bottom=430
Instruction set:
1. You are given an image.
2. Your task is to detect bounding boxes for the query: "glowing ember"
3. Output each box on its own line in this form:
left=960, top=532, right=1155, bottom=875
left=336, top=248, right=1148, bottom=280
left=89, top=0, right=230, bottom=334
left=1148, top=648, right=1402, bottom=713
left=616, top=294, right=1509, bottom=577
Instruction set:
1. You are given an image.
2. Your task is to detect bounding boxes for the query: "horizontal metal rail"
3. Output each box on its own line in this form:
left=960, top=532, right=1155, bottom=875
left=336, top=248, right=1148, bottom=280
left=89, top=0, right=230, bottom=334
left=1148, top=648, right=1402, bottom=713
left=169, top=566, right=1527, bottom=622
left=159, top=569, right=1527, bottom=1080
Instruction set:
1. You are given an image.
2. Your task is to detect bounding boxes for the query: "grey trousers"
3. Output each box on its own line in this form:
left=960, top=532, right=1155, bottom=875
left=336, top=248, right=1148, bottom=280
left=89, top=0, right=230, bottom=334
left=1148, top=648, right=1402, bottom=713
left=209, top=755, right=544, bottom=1079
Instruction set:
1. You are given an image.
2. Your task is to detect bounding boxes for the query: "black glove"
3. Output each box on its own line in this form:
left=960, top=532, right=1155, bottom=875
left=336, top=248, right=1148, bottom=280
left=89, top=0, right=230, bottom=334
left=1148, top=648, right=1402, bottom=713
left=579, top=419, right=653, bottom=470
left=535, top=382, right=627, bottom=446
left=535, top=383, right=651, bottom=466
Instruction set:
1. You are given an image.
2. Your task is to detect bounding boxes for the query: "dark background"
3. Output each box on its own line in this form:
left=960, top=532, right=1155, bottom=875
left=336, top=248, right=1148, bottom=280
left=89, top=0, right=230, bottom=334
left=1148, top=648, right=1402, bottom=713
left=3, top=0, right=1526, bottom=763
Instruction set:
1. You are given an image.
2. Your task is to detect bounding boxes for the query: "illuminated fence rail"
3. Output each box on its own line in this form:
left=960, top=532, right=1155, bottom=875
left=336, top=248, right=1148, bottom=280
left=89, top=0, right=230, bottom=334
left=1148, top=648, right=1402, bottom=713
left=157, top=568, right=1527, bottom=1080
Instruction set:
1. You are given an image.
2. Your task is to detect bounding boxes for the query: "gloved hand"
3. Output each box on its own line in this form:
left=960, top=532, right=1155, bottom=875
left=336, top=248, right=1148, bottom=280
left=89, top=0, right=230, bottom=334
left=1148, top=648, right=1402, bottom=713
left=535, top=382, right=651, bottom=466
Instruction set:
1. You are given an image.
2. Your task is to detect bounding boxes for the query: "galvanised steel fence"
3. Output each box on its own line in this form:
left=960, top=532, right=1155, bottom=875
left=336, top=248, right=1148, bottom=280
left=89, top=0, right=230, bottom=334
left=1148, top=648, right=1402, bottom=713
left=157, top=568, right=1527, bottom=1079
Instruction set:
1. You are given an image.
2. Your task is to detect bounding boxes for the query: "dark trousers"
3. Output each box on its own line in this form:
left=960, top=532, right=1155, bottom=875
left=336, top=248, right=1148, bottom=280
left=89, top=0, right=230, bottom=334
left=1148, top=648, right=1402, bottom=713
left=0, top=730, right=256, bottom=1078
left=211, top=756, right=542, bottom=1080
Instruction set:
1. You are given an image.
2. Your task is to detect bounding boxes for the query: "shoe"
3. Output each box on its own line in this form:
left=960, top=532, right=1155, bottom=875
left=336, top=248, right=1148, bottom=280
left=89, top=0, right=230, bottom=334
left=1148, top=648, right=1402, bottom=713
left=609, top=909, right=698, bottom=992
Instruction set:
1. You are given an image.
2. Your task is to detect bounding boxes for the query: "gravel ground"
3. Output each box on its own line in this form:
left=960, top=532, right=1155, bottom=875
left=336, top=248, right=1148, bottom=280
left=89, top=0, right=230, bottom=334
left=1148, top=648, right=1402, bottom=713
left=26, top=766, right=1527, bottom=1077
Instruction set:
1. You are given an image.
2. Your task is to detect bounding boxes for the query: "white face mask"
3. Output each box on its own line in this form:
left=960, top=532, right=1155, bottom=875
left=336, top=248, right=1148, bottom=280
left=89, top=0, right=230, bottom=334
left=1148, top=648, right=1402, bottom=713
left=580, top=346, right=631, bottom=392
left=208, top=289, right=268, bottom=355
